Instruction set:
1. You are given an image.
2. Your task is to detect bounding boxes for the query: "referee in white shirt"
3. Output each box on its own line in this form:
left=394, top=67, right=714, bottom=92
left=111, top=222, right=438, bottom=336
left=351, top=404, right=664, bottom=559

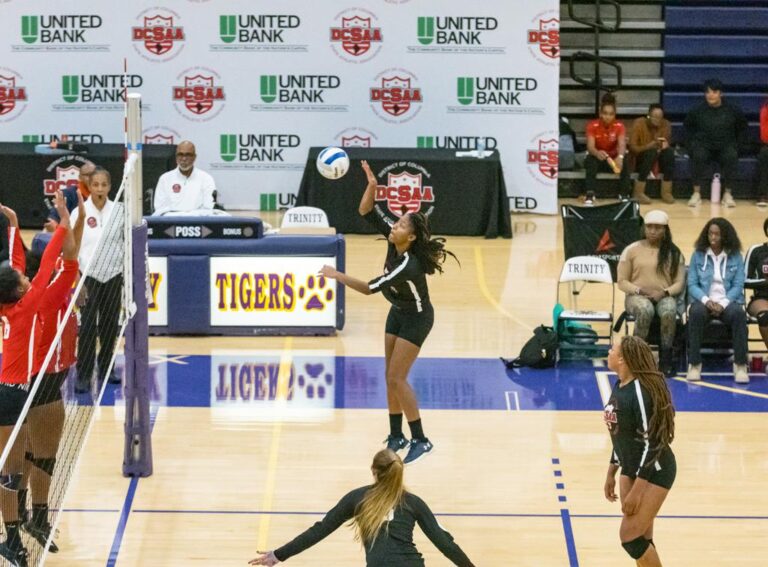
left=70, top=167, right=124, bottom=392
left=153, top=140, right=216, bottom=216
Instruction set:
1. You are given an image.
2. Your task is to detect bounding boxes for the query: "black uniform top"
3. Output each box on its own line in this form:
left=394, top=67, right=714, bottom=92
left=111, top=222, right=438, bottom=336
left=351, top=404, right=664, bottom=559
left=603, top=378, right=668, bottom=481
left=273, top=486, right=474, bottom=567
left=683, top=100, right=747, bottom=149
left=745, top=243, right=768, bottom=301
left=364, top=209, right=432, bottom=314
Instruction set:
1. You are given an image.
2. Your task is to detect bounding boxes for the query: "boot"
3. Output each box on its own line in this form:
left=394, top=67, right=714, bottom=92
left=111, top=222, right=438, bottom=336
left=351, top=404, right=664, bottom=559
left=632, top=180, right=652, bottom=204
left=660, top=180, right=675, bottom=204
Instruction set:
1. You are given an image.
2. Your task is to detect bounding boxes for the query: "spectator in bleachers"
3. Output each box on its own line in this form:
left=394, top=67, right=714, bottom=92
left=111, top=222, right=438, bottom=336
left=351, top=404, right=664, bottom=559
left=757, top=98, right=768, bottom=205
left=583, top=93, right=630, bottom=204
left=617, top=210, right=684, bottom=377
left=686, top=218, right=748, bottom=383
left=684, top=79, right=747, bottom=208
left=629, top=104, right=675, bottom=204
left=745, top=218, right=768, bottom=350
left=153, top=140, right=216, bottom=216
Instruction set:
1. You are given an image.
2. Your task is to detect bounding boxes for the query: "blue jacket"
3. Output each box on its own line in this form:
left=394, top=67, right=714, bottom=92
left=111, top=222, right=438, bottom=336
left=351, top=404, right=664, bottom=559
left=687, top=249, right=745, bottom=305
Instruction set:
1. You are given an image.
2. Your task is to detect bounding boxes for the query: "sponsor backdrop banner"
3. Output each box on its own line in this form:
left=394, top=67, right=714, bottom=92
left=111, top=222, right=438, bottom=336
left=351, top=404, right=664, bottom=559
left=0, top=1, right=559, bottom=215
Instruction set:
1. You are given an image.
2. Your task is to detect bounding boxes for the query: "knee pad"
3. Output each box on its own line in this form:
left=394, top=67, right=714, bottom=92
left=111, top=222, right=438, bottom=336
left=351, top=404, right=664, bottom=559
left=622, top=536, right=651, bottom=559
left=31, top=457, right=56, bottom=476
left=757, top=311, right=768, bottom=327
left=0, top=473, right=23, bottom=491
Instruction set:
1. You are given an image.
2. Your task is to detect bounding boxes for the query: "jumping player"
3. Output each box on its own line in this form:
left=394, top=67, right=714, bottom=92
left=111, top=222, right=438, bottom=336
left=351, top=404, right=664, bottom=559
left=0, top=193, right=70, bottom=566
left=604, top=335, right=676, bottom=566
left=319, top=160, right=457, bottom=464
left=249, top=449, right=474, bottom=566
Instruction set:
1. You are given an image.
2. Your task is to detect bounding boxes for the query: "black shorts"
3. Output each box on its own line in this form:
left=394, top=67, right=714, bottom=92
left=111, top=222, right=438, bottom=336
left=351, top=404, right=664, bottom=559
left=385, top=305, right=434, bottom=347
left=0, top=383, right=30, bottom=426
left=623, top=448, right=677, bottom=490
left=29, top=370, right=68, bottom=408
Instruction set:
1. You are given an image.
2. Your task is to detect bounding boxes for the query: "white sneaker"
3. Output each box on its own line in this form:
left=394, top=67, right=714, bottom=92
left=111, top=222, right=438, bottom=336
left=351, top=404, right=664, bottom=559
left=734, top=364, right=749, bottom=384
left=687, top=363, right=702, bottom=381
left=722, top=191, right=736, bottom=208
left=687, top=192, right=702, bottom=207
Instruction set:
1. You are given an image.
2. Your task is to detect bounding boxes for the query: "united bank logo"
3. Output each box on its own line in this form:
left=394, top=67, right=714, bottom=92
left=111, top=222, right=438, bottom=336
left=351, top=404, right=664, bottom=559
left=251, top=74, right=346, bottom=113
left=450, top=76, right=541, bottom=115
left=132, top=9, right=186, bottom=62
left=410, top=16, right=504, bottom=54
left=172, top=68, right=226, bottom=122
left=526, top=133, right=559, bottom=185
left=0, top=71, right=28, bottom=122
left=16, top=14, right=107, bottom=52
left=329, top=9, right=383, bottom=63
left=214, top=133, right=303, bottom=171
left=215, top=14, right=305, bottom=52
left=22, top=133, right=104, bottom=144
left=374, top=161, right=435, bottom=218
left=57, top=74, right=144, bottom=112
left=528, top=11, right=559, bottom=66
left=417, top=135, right=497, bottom=151
left=260, top=192, right=297, bottom=211
left=370, top=69, right=422, bottom=124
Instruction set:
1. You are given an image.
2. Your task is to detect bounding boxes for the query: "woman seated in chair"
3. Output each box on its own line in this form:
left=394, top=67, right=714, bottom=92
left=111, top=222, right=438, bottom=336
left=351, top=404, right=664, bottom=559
left=583, top=93, right=631, bottom=204
left=687, top=218, right=748, bottom=383
left=745, top=218, right=768, bottom=353
left=617, top=210, right=685, bottom=377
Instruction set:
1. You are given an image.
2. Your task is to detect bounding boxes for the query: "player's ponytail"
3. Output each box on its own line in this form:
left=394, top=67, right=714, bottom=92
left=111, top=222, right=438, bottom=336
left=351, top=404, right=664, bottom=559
left=619, top=336, right=676, bottom=454
left=352, top=449, right=405, bottom=548
left=406, top=212, right=459, bottom=275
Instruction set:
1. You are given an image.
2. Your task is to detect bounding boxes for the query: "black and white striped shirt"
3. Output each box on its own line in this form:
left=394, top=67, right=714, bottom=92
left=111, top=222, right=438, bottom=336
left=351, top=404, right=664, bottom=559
left=365, top=209, right=431, bottom=314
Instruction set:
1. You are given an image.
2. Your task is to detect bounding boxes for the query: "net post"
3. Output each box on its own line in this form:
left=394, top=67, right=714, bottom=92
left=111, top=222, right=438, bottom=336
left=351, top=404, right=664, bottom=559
left=123, top=93, right=152, bottom=477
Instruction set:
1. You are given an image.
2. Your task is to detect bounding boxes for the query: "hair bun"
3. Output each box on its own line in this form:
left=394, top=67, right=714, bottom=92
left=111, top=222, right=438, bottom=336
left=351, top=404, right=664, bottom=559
left=601, top=92, right=616, bottom=106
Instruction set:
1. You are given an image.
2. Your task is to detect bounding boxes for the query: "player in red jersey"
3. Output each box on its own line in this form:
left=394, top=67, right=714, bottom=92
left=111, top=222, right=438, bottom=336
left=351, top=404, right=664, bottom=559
left=0, top=192, right=71, bottom=566
left=583, top=93, right=631, bottom=203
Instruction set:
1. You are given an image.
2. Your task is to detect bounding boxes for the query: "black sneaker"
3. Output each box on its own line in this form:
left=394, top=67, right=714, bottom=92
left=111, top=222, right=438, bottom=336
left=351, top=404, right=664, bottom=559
left=0, top=542, right=28, bottom=567
left=384, top=435, right=409, bottom=453
left=23, top=520, right=59, bottom=553
left=403, top=439, right=434, bottom=465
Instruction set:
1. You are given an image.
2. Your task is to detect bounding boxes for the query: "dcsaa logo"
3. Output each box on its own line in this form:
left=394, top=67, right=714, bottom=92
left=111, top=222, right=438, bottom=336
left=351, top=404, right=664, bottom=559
left=44, top=165, right=80, bottom=195
left=0, top=72, right=28, bottom=121
left=335, top=127, right=377, bottom=148
left=528, top=12, right=559, bottom=65
left=342, top=136, right=370, bottom=148
left=172, top=69, right=225, bottom=121
left=526, top=137, right=559, bottom=183
left=374, top=162, right=435, bottom=218
left=132, top=10, right=185, bottom=61
left=330, top=9, right=382, bottom=63
left=143, top=126, right=180, bottom=145
left=370, top=70, right=422, bottom=123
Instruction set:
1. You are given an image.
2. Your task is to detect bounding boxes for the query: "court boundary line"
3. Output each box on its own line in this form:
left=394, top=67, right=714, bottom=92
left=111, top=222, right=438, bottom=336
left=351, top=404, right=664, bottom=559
left=473, top=246, right=533, bottom=331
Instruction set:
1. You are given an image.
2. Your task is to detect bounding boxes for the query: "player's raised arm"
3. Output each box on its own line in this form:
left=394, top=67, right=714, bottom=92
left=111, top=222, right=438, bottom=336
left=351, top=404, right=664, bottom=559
left=358, top=160, right=377, bottom=216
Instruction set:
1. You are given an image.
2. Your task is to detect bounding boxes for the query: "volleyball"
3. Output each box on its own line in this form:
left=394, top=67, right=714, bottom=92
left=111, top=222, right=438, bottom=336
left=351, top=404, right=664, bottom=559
left=316, top=147, right=350, bottom=180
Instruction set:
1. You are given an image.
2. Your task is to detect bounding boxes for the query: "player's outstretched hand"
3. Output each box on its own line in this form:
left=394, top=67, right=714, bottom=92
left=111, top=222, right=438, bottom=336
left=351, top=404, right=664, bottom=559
left=319, top=265, right=339, bottom=279
left=54, top=190, right=71, bottom=229
left=0, top=203, right=19, bottom=228
left=361, top=160, right=376, bottom=185
left=248, top=550, right=279, bottom=565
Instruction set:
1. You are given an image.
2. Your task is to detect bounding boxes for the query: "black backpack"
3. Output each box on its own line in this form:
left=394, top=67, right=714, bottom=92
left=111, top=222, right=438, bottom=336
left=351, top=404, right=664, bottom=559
left=501, top=325, right=558, bottom=369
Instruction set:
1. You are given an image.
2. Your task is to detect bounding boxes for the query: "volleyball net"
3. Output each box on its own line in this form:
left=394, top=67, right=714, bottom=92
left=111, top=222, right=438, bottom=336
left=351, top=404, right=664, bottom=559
left=0, top=94, right=151, bottom=567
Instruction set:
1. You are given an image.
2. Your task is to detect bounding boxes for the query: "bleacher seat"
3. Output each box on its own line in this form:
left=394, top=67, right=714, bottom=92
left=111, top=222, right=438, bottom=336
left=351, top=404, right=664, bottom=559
left=663, top=92, right=764, bottom=117
left=665, top=35, right=768, bottom=60
left=670, top=122, right=761, bottom=145
left=664, top=64, right=768, bottom=89
left=666, top=7, right=768, bottom=30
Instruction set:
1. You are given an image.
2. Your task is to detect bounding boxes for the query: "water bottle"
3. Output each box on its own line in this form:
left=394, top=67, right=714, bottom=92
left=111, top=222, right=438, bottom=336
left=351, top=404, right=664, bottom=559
left=476, top=138, right=486, bottom=158
left=711, top=173, right=721, bottom=204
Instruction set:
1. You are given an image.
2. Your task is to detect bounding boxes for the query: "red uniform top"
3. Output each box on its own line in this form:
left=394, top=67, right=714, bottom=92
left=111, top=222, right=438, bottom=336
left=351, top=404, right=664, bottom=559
left=33, top=258, right=79, bottom=375
left=0, top=226, right=66, bottom=385
left=761, top=103, right=768, bottom=144
left=586, top=119, right=626, bottom=158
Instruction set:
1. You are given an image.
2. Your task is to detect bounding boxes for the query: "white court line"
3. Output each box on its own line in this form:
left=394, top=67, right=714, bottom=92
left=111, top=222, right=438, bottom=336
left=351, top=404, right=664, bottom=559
left=504, top=391, right=521, bottom=411
left=592, top=359, right=605, bottom=368
left=595, top=371, right=613, bottom=406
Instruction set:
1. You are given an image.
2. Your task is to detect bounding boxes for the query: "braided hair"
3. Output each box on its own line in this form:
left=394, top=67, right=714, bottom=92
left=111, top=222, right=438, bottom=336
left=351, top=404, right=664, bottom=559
left=620, top=336, right=676, bottom=457
left=404, top=212, right=458, bottom=275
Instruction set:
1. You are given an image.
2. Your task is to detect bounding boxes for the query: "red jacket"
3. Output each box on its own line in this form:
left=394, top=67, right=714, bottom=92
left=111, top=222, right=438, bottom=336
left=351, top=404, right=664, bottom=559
left=761, top=103, right=768, bottom=144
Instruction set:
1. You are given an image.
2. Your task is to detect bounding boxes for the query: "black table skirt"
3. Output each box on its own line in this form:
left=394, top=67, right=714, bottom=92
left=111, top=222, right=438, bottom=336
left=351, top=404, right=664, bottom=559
left=297, top=147, right=511, bottom=238
left=0, top=142, right=176, bottom=227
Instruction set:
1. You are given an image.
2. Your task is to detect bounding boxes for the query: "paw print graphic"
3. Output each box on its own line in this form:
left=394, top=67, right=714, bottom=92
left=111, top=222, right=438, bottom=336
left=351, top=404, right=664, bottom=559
left=296, top=363, right=334, bottom=399
left=298, top=275, right=334, bottom=311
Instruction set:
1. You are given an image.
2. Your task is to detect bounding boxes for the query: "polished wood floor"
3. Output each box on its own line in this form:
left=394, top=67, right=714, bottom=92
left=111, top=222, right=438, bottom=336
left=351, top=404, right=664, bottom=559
left=38, top=199, right=768, bottom=566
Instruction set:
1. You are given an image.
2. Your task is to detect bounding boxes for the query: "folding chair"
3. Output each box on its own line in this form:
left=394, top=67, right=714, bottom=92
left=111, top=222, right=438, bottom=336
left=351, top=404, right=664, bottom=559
left=280, top=206, right=336, bottom=235
left=556, top=255, right=615, bottom=361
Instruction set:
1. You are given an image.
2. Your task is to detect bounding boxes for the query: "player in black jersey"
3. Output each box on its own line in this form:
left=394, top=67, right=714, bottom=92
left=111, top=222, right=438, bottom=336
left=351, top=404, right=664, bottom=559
left=319, top=161, right=457, bottom=464
left=745, top=217, right=768, bottom=349
left=604, top=336, right=676, bottom=565
left=249, top=449, right=474, bottom=567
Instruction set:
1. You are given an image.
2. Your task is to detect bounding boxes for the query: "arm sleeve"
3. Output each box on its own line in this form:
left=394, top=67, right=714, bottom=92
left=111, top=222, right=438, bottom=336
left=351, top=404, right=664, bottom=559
left=683, top=108, right=697, bottom=145
left=273, top=489, right=360, bottom=562
left=368, top=254, right=415, bottom=293
left=203, top=173, right=215, bottom=209
left=666, top=255, right=686, bottom=296
left=8, top=226, right=26, bottom=274
left=153, top=175, right=170, bottom=215
left=610, top=451, right=619, bottom=465
left=726, top=254, right=746, bottom=303
left=616, top=246, right=636, bottom=295
left=37, top=260, right=78, bottom=315
left=22, top=227, right=66, bottom=308
left=687, top=252, right=706, bottom=302
left=363, top=207, right=392, bottom=238
left=412, top=495, right=475, bottom=567
left=628, top=119, right=645, bottom=155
